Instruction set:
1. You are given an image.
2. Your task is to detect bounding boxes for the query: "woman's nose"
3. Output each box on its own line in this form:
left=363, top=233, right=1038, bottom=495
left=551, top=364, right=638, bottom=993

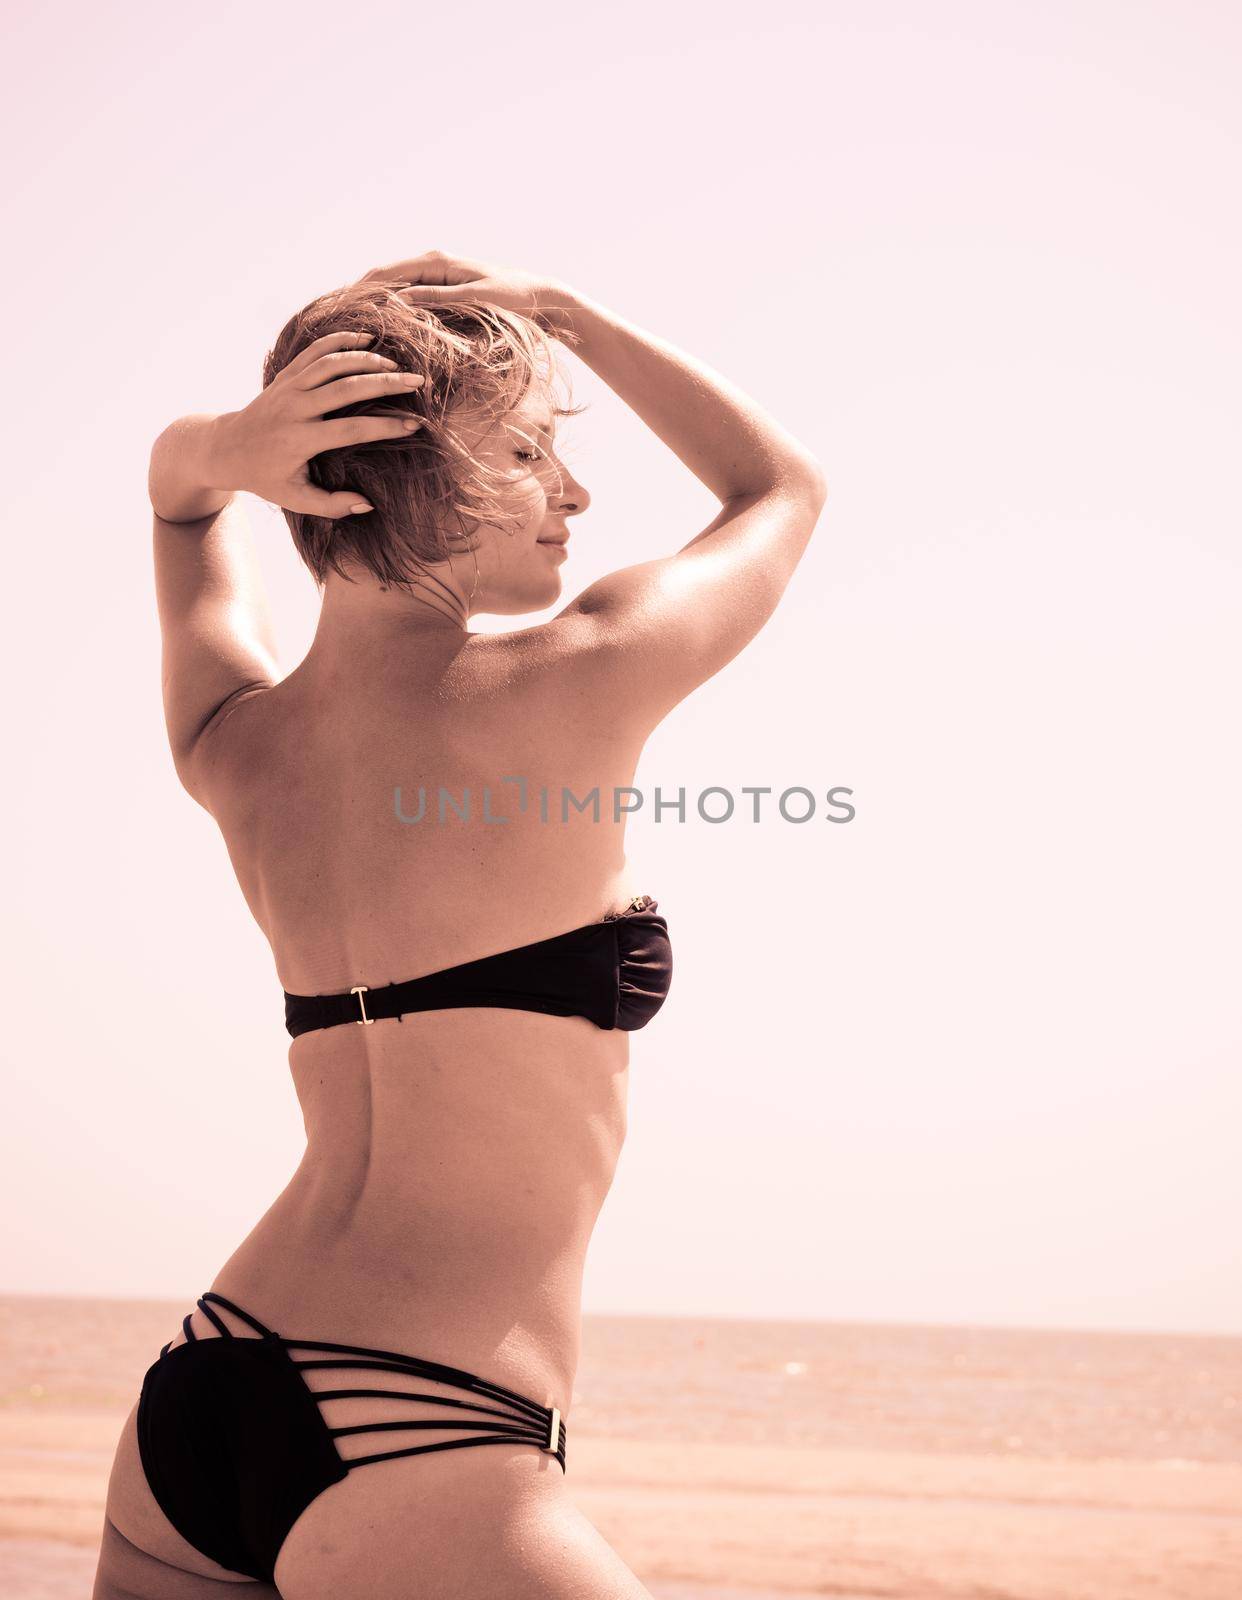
left=556, top=469, right=590, bottom=515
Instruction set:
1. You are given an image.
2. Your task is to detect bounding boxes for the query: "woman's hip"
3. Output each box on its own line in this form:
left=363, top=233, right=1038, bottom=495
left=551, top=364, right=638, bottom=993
left=131, top=1288, right=572, bottom=1588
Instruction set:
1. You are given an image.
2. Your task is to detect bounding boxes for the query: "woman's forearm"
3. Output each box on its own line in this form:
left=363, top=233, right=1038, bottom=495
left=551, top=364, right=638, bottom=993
left=552, top=290, right=826, bottom=503
left=149, top=414, right=235, bottom=523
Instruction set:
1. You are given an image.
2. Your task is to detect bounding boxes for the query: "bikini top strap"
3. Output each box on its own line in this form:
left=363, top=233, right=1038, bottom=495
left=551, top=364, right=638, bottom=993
left=200, top=1290, right=278, bottom=1339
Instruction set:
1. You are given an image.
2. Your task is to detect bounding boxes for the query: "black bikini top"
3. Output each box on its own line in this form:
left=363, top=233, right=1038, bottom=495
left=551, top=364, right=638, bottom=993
left=283, top=894, right=672, bottom=1040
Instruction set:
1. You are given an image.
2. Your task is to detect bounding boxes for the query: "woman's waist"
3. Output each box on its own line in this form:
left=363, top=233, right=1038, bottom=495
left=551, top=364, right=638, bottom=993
left=210, top=1197, right=588, bottom=1413
left=264, top=1136, right=608, bottom=1270
left=289, top=1009, right=630, bottom=1175
left=295, top=1098, right=625, bottom=1231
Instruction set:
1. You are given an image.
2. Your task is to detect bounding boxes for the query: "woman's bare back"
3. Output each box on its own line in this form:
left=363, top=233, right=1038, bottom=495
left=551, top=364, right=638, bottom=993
left=194, top=617, right=655, bottom=1389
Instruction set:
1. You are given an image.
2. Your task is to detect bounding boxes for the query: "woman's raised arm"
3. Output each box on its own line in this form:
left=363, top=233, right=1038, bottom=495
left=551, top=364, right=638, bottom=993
left=547, top=291, right=828, bottom=735
left=150, top=418, right=279, bottom=809
left=150, top=331, right=423, bottom=809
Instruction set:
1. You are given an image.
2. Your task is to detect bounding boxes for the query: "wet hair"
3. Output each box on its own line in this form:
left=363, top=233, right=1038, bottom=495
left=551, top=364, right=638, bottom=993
left=260, top=280, right=585, bottom=592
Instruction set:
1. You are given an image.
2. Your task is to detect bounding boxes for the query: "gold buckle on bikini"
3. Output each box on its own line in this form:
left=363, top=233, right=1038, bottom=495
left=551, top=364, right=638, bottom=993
left=545, top=1406, right=560, bottom=1453
left=350, top=985, right=374, bottom=1024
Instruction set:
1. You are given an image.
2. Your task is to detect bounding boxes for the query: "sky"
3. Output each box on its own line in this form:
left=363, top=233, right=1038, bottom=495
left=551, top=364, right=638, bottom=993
left=1, top=0, right=1239, bottom=1336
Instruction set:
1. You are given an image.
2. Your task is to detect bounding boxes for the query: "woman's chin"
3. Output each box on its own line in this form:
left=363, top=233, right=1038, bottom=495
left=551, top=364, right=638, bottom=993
left=486, top=574, right=564, bottom=617
left=532, top=571, right=564, bottom=607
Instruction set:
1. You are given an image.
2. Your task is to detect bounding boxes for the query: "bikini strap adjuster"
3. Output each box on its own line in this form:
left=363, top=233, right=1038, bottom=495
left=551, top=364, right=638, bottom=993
left=544, top=1406, right=561, bottom=1453
left=350, top=985, right=374, bottom=1024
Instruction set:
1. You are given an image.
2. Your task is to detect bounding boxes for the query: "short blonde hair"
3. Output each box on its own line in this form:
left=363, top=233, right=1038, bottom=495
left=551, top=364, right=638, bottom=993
left=261, top=280, right=584, bottom=590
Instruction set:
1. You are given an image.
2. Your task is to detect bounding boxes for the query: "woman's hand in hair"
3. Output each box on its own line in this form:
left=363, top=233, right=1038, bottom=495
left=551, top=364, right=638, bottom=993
left=211, top=331, right=426, bottom=518
left=360, top=249, right=579, bottom=335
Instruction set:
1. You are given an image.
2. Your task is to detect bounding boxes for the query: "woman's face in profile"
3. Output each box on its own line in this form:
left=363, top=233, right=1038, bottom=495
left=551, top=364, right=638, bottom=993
left=460, top=390, right=590, bottom=616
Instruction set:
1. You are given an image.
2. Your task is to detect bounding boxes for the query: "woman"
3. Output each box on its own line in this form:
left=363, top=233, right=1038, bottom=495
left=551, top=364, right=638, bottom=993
left=92, top=249, right=828, bottom=1600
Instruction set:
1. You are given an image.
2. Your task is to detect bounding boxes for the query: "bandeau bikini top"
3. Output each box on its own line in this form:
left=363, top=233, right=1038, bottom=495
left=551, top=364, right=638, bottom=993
left=283, top=894, right=672, bottom=1040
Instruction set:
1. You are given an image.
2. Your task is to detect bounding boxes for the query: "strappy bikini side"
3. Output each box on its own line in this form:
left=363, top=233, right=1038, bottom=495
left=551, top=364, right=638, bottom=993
left=169, top=1291, right=567, bottom=1470
left=283, top=1335, right=566, bottom=1469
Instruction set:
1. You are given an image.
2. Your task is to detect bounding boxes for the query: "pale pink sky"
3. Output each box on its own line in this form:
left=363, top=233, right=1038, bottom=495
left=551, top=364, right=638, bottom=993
left=2, top=2, right=1239, bottom=1335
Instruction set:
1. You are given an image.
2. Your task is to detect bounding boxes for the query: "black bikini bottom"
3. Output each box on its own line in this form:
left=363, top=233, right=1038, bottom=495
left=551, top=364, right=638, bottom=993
left=136, top=1290, right=568, bottom=1584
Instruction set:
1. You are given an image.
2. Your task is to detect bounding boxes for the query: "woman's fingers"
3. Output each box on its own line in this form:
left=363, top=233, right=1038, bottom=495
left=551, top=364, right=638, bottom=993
left=309, top=412, right=424, bottom=452
left=361, top=251, right=486, bottom=287
left=295, top=369, right=425, bottom=417
left=359, top=259, right=429, bottom=285
left=277, top=329, right=374, bottom=382
left=281, top=413, right=423, bottom=515
left=395, top=280, right=486, bottom=303
left=292, top=485, right=380, bottom=520
left=295, top=349, right=400, bottom=389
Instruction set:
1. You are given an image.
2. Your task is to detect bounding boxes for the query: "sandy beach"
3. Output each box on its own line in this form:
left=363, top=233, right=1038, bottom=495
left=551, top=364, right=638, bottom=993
left=3, top=1413, right=1242, bottom=1597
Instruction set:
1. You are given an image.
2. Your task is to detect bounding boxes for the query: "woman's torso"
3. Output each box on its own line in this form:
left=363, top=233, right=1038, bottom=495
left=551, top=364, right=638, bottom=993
left=192, top=622, right=654, bottom=1414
